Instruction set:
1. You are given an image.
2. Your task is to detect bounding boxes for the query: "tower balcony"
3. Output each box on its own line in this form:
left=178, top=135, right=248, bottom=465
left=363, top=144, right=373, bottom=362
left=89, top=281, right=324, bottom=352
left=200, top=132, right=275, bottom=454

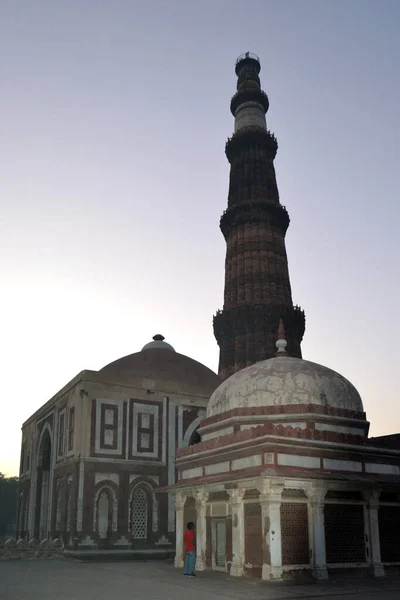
left=235, top=52, right=261, bottom=75
left=220, top=201, right=290, bottom=239
left=225, top=127, right=278, bottom=162
left=230, top=89, right=269, bottom=116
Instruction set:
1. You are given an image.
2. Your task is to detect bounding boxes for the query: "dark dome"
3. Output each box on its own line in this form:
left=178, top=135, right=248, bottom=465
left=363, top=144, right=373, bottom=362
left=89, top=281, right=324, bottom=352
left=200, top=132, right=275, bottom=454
left=98, top=346, right=221, bottom=397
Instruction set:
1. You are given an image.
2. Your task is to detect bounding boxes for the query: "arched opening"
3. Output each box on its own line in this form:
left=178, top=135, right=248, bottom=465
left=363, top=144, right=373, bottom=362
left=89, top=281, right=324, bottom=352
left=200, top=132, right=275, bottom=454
left=35, top=427, right=52, bottom=540
left=93, top=485, right=117, bottom=548
left=189, top=429, right=201, bottom=445
left=18, top=492, right=25, bottom=536
left=181, top=416, right=202, bottom=447
left=129, top=482, right=157, bottom=545
left=97, top=490, right=110, bottom=539
left=55, top=481, right=64, bottom=533
left=131, top=487, right=148, bottom=540
left=23, top=490, right=29, bottom=534
left=66, top=485, right=73, bottom=533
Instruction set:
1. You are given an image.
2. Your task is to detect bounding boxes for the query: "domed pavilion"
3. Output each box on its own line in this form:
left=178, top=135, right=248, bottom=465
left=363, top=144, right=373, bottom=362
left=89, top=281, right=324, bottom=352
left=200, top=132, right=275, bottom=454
left=170, top=323, right=400, bottom=580
left=17, top=334, right=221, bottom=553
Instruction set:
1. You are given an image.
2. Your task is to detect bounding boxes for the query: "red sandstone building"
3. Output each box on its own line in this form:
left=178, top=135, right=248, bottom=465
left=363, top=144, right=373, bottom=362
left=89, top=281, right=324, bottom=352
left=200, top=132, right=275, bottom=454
left=17, top=335, right=220, bottom=550
left=170, top=328, right=400, bottom=579
left=167, top=53, right=400, bottom=579
left=17, top=53, right=400, bottom=573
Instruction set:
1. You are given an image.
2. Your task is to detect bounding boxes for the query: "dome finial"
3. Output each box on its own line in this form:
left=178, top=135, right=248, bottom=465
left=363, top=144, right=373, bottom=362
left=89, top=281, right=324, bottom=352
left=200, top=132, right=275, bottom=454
left=153, top=334, right=165, bottom=341
left=141, top=334, right=175, bottom=352
left=276, top=318, right=288, bottom=356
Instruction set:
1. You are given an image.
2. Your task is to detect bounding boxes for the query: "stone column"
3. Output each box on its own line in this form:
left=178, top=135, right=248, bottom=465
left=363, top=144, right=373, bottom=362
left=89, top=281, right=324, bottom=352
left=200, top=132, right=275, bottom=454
left=259, top=480, right=284, bottom=580
left=195, top=489, right=209, bottom=571
left=364, top=490, right=385, bottom=577
left=174, top=492, right=187, bottom=568
left=308, top=485, right=328, bottom=580
left=228, top=488, right=246, bottom=576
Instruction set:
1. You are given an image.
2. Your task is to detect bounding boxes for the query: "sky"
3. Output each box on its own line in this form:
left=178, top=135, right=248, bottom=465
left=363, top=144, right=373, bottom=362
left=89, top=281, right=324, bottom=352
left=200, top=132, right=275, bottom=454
left=1, top=1, right=399, bottom=477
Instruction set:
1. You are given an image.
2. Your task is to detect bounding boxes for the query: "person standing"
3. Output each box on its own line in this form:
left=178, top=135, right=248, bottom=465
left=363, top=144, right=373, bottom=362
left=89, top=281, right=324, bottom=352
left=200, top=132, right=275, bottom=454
left=183, top=521, right=196, bottom=577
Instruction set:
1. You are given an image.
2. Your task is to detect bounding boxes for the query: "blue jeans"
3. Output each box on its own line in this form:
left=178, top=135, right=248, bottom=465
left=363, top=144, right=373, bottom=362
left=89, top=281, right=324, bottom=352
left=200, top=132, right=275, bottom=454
left=183, top=551, right=196, bottom=575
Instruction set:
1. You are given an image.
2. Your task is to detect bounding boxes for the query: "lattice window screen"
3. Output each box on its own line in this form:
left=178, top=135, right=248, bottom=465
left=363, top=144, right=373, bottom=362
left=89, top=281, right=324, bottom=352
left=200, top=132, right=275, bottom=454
left=131, top=488, right=148, bottom=540
left=281, top=502, right=309, bottom=565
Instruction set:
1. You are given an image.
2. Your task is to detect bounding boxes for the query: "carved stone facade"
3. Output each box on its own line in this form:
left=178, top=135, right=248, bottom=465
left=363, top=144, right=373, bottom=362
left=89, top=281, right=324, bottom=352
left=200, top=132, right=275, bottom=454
left=213, top=53, right=305, bottom=379
left=17, top=337, right=221, bottom=551
left=167, top=327, right=400, bottom=579
left=170, top=426, right=400, bottom=580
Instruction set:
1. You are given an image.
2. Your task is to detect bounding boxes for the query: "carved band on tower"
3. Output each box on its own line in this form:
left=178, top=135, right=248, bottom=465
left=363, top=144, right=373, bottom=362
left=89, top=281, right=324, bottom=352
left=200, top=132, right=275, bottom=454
left=213, top=53, right=305, bottom=379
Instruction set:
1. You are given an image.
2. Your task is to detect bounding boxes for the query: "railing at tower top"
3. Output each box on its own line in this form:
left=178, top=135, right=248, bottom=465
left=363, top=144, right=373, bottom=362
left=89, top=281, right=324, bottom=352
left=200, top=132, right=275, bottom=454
left=236, top=52, right=260, bottom=65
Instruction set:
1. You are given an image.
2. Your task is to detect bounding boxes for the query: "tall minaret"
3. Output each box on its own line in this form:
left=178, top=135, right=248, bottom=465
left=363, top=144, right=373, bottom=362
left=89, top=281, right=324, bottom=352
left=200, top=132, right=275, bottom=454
left=213, top=53, right=305, bottom=379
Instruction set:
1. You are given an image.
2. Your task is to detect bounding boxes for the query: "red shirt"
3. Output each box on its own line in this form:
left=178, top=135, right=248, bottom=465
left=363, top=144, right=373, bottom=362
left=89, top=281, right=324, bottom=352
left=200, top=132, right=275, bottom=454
left=184, top=529, right=196, bottom=552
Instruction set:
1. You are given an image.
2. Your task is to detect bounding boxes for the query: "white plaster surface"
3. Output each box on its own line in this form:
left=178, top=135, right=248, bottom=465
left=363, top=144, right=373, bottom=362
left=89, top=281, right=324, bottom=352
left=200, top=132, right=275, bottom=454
left=365, top=463, right=400, bottom=475
left=202, top=426, right=234, bottom=440
left=129, top=474, right=159, bottom=485
left=155, top=535, right=172, bottom=546
left=211, top=503, right=228, bottom=517
left=315, top=422, right=365, bottom=435
left=207, top=357, right=364, bottom=417
left=323, top=459, right=362, bottom=472
left=205, top=462, right=230, bottom=475
left=94, top=472, right=119, bottom=486
left=264, top=453, right=274, bottom=464
left=234, top=101, right=266, bottom=132
left=79, top=536, right=95, bottom=547
left=231, top=454, right=262, bottom=470
left=277, top=453, right=320, bottom=469
left=182, top=466, right=203, bottom=479
left=239, top=424, right=263, bottom=431
left=114, top=536, right=130, bottom=546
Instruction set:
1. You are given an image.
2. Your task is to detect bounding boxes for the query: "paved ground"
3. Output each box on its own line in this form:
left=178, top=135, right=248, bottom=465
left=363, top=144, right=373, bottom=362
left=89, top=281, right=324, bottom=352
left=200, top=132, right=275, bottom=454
left=1, top=559, right=400, bottom=600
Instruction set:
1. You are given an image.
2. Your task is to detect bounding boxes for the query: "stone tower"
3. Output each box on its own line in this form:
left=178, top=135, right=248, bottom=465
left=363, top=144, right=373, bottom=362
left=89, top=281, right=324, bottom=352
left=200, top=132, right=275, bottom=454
left=213, top=53, right=305, bottom=379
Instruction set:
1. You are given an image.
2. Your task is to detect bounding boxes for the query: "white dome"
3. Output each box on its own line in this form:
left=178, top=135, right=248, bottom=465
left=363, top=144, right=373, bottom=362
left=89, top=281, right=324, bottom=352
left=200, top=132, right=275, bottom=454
left=207, top=356, right=363, bottom=418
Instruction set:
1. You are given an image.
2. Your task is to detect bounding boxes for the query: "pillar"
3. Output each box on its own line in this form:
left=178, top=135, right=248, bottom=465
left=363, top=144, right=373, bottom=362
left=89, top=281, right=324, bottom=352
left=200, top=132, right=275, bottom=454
left=364, top=490, right=385, bottom=577
left=258, top=480, right=284, bottom=580
left=174, top=492, right=187, bottom=568
left=195, top=489, right=209, bottom=571
left=227, top=488, right=245, bottom=576
left=308, top=485, right=328, bottom=579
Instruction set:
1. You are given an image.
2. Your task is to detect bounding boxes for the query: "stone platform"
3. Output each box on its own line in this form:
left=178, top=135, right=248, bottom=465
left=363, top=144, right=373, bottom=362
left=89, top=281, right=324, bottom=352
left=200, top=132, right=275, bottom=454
left=1, top=559, right=400, bottom=600
left=63, top=548, right=175, bottom=561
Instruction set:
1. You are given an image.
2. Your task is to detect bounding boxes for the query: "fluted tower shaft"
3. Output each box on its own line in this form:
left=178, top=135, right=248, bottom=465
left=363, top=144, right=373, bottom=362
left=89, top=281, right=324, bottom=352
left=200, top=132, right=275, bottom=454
left=213, top=53, right=305, bottom=379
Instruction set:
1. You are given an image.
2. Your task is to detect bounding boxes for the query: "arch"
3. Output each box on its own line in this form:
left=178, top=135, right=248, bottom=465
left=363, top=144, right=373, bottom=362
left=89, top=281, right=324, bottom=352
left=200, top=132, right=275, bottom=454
left=18, top=492, right=25, bottom=533
left=97, top=490, right=109, bottom=539
left=189, top=429, right=201, bottom=445
left=23, top=490, right=29, bottom=532
left=55, top=481, right=64, bottom=532
left=66, top=485, right=73, bottom=532
left=130, top=488, right=148, bottom=540
left=36, top=423, right=53, bottom=464
left=35, top=424, right=53, bottom=540
left=93, top=484, right=118, bottom=535
left=182, top=416, right=202, bottom=447
left=129, top=479, right=156, bottom=541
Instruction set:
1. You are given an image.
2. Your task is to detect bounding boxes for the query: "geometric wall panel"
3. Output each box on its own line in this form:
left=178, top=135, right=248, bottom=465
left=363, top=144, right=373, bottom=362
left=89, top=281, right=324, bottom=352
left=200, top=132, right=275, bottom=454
left=131, top=401, right=160, bottom=460
left=94, top=398, right=124, bottom=456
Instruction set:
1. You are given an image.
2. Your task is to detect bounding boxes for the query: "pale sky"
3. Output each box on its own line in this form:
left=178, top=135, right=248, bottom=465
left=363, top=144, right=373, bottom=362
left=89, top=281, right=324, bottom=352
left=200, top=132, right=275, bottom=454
left=1, top=1, right=399, bottom=477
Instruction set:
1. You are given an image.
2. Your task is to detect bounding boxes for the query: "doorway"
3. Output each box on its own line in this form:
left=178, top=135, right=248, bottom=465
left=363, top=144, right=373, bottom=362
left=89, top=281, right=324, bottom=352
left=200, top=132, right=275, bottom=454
left=34, top=428, right=52, bottom=540
left=212, top=519, right=227, bottom=571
